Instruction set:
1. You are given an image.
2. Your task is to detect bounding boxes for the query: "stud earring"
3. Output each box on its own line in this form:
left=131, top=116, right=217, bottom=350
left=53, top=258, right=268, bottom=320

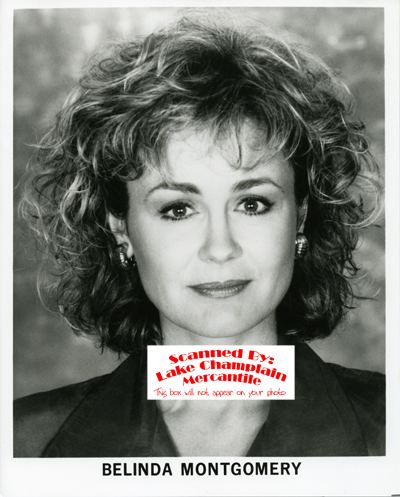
left=117, top=245, right=136, bottom=270
left=295, top=234, right=308, bottom=259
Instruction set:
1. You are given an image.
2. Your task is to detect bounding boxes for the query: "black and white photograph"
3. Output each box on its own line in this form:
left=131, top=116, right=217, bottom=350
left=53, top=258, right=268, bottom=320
left=2, top=1, right=400, bottom=496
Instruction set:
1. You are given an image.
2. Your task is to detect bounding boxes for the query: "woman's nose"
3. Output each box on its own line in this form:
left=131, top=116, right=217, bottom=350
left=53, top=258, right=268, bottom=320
left=198, top=213, right=242, bottom=264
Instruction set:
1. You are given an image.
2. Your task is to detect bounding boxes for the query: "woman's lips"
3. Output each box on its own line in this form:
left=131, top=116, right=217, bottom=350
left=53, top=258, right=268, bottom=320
left=188, top=280, right=251, bottom=299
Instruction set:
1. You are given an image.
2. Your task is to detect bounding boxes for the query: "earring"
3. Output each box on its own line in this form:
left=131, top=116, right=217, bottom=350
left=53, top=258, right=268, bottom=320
left=117, top=245, right=136, bottom=270
left=295, top=234, right=308, bottom=259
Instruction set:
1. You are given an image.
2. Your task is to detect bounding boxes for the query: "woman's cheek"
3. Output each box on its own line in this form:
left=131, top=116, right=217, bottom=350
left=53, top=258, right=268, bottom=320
left=132, top=226, right=191, bottom=289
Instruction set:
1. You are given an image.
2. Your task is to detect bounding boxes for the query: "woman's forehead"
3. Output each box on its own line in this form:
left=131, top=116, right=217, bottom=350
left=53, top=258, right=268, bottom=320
left=164, top=121, right=276, bottom=167
left=134, top=123, right=294, bottom=194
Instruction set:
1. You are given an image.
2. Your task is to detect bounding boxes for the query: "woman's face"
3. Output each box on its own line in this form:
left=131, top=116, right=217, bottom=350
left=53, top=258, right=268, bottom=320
left=115, top=124, right=299, bottom=344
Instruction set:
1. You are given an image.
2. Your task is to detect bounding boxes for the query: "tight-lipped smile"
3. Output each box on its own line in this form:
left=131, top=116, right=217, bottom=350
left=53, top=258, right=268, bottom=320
left=188, top=280, right=251, bottom=299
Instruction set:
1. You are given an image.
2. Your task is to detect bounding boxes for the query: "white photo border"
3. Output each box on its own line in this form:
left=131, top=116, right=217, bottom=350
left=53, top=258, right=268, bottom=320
left=2, top=0, right=399, bottom=496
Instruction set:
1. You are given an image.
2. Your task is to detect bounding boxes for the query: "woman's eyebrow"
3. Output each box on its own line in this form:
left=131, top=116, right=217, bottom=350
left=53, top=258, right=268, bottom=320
left=145, top=181, right=200, bottom=199
left=232, top=177, right=284, bottom=192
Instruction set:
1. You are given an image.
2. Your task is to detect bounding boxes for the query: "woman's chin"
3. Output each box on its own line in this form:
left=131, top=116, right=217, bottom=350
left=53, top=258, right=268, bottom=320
left=162, top=312, right=276, bottom=344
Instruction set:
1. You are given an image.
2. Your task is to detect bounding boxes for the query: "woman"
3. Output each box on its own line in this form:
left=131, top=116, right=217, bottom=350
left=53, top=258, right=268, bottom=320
left=14, top=16, right=384, bottom=457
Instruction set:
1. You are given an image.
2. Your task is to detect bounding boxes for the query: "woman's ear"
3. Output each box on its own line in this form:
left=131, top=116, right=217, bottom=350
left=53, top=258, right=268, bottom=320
left=108, top=213, right=135, bottom=258
left=297, top=196, right=309, bottom=233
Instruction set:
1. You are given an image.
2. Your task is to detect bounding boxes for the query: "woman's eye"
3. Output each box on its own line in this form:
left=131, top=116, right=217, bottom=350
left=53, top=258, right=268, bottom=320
left=159, top=202, right=196, bottom=221
left=236, top=197, right=272, bottom=216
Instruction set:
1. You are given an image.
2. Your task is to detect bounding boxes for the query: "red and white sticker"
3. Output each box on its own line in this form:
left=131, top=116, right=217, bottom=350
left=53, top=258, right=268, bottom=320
left=147, top=345, right=295, bottom=400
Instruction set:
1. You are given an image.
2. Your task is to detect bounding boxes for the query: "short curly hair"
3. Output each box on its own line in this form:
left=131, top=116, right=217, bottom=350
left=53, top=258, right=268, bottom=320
left=22, top=16, right=381, bottom=353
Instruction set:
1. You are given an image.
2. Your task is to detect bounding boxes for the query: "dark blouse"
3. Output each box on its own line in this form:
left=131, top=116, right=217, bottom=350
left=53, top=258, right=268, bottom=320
left=14, top=342, right=385, bottom=457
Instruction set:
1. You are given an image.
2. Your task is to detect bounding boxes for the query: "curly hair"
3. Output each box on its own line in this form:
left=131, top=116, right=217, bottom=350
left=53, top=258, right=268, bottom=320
left=21, top=16, right=381, bottom=353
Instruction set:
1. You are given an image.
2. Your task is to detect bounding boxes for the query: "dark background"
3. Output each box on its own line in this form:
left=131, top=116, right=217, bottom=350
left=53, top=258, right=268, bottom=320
left=14, top=7, right=385, bottom=399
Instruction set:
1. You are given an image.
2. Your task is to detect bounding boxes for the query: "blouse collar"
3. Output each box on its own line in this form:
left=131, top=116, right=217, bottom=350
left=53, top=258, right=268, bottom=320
left=43, top=342, right=367, bottom=457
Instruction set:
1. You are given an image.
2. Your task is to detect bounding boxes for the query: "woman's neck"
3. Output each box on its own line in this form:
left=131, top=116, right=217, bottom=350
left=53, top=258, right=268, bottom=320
left=156, top=314, right=276, bottom=455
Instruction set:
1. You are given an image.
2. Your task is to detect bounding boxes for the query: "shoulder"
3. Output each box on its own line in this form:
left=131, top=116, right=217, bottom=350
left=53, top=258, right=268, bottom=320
left=327, top=362, right=385, bottom=399
left=327, top=362, right=385, bottom=455
left=14, top=373, right=111, bottom=457
left=294, top=343, right=385, bottom=455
